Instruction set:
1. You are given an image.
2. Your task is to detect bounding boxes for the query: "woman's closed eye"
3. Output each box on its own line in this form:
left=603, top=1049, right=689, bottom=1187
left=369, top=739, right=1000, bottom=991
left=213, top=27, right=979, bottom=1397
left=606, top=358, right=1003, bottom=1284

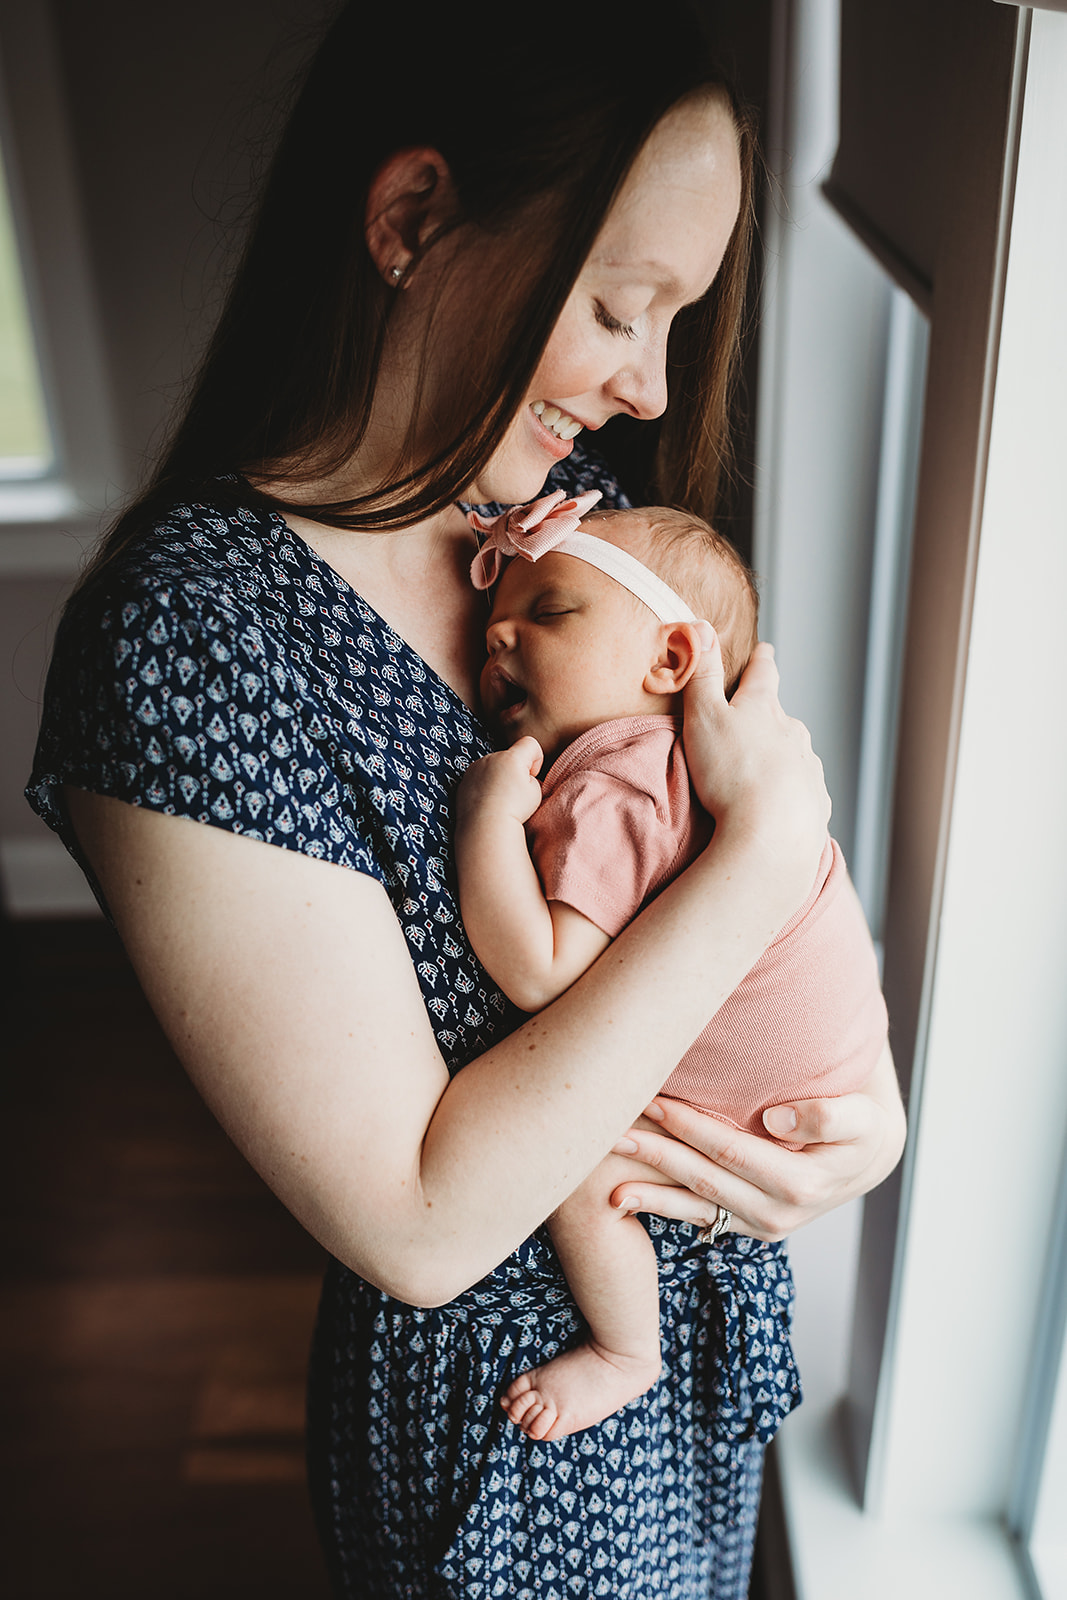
left=594, top=300, right=637, bottom=340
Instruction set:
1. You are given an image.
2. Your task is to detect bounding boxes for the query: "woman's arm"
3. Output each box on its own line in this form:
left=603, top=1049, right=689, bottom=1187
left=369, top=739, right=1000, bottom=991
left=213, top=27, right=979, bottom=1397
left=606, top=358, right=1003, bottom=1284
left=609, top=1038, right=906, bottom=1241
left=68, top=636, right=829, bottom=1307
left=454, top=736, right=612, bottom=1012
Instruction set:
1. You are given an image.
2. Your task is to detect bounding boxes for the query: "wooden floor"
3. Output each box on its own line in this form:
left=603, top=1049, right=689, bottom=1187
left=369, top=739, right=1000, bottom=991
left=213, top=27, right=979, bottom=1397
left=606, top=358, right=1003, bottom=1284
left=1, top=916, right=790, bottom=1599
left=1, top=919, right=331, bottom=1598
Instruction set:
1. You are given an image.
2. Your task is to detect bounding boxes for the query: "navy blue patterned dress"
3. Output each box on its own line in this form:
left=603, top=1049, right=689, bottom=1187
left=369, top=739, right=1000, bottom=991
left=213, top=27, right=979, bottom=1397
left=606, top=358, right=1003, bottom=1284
left=27, top=451, right=801, bottom=1599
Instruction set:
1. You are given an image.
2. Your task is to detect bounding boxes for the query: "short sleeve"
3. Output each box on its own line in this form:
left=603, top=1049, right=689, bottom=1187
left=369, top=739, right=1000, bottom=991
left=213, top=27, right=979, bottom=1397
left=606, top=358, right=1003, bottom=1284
left=31, top=573, right=375, bottom=872
left=25, top=495, right=514, bottom=1070
left=526, top=771, right=685, bottom=937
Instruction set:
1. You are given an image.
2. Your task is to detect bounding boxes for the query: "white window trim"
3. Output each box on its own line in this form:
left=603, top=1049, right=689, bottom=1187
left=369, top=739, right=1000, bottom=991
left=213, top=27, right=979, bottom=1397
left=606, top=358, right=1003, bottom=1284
left=757, top=3, right=1067, bottom=1596
left=0, top=0, right=122, bottom=575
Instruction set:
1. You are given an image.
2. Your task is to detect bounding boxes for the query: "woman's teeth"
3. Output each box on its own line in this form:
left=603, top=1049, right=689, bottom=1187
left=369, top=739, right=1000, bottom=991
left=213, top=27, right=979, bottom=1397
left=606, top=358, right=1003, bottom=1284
left=531, top=401, right=583, bottom=440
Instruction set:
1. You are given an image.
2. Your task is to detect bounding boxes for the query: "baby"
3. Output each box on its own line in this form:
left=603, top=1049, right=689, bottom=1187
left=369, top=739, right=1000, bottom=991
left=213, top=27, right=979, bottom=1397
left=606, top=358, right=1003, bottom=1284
left=455, top=489, right=888, bottom=1443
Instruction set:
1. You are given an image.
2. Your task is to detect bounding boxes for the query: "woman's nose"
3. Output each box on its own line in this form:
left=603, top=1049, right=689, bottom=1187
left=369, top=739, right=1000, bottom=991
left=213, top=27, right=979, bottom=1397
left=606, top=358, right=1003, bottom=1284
left=611, top=335, right=670, bottom=421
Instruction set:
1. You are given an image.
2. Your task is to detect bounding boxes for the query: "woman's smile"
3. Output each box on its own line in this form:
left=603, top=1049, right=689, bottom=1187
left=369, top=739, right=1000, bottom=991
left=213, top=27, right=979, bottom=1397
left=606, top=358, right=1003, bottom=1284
left=525, top=402, right=582, bottom=464
left=466, top=94, right=743, bottom=507
left=531, top=400, right=586, bottom=443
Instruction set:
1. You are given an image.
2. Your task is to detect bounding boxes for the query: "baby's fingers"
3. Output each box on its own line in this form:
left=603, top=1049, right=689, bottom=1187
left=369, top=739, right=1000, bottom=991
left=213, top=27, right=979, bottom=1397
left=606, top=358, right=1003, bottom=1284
left=510, top=735, right=544, bottom=778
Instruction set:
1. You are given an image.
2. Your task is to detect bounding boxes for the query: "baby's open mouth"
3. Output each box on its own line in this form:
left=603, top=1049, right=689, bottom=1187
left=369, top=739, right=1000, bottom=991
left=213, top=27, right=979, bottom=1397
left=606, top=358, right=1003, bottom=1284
left=486, top=665, right=528, bottom=719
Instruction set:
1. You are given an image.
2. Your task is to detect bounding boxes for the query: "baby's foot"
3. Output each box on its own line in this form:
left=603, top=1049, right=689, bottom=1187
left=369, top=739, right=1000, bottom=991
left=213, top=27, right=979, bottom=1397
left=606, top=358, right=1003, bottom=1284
left=501, top=1341, right=661, bottom=1443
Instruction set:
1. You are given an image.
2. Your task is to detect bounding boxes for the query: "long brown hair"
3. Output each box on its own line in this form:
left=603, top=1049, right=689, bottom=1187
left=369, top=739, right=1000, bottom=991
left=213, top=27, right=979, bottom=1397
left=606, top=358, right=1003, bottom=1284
left=81, top=1, right=757, bottom=582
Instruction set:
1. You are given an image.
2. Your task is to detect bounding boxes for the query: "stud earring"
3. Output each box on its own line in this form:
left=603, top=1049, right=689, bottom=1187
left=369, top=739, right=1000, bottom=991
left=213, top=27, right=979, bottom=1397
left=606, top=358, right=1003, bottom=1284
left=389, top=265, right=403, bottom=283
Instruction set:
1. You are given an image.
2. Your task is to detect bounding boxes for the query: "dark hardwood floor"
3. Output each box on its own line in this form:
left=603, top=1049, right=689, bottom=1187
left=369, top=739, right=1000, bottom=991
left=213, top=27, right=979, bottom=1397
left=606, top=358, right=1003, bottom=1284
left=1, top=918, right=331, bottom=1598
left=1, top=916, right=790, bottom=1599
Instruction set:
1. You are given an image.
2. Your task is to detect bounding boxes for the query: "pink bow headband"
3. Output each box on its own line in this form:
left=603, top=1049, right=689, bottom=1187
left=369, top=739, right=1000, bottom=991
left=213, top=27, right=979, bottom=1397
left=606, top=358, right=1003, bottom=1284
left=468, top=489, right=714, bottom=646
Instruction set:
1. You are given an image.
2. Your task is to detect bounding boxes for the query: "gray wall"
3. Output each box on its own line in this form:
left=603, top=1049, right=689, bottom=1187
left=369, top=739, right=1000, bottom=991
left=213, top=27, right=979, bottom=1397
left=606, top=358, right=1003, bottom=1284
left=0, top=0, right=335, bottom=910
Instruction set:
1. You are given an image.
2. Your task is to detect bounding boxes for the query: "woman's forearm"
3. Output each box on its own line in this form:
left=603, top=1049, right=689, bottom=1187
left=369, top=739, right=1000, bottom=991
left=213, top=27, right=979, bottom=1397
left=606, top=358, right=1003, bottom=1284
left=70, top=790, right=812, bottom=1306
left=414, top=817, right=819, bottom=1296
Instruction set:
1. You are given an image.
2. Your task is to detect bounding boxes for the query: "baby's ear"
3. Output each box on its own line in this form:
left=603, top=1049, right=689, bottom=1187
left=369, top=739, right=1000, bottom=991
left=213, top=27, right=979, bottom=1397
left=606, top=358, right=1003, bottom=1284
left=644, top=622, right=709, bottom=695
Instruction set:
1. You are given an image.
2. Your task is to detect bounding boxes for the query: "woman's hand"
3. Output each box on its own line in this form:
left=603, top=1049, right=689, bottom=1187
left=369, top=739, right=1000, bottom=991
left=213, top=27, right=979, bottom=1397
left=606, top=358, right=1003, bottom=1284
left=683, top=634, right=831, bottom=909
left=609, top=1041, right=906, bottom=1242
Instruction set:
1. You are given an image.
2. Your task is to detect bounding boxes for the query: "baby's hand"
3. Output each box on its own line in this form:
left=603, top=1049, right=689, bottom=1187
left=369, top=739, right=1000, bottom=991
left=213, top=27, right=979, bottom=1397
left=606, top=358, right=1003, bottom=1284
left=457, top=737, right=544, bottom=828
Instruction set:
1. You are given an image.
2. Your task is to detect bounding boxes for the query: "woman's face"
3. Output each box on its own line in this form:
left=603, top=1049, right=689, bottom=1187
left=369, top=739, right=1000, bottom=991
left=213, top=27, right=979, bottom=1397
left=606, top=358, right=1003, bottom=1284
left=468, top=93, right=743, bottom=507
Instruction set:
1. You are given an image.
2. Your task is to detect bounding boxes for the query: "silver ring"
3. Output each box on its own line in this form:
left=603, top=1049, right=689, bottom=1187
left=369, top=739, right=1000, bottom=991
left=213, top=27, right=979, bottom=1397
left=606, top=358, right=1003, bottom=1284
left=698, top=1206, right=732, bottom=1245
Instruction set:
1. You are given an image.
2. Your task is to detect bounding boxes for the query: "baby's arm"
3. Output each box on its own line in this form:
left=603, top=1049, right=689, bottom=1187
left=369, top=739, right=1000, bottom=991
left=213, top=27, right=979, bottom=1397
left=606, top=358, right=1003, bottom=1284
left=455, top=735, right=611, bottom=1012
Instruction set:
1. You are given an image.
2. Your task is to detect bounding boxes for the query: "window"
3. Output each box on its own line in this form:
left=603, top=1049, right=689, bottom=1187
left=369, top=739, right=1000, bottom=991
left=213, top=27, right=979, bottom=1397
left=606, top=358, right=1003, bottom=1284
left=758, top=4, right=1067, bottom=1597
left=0, top=1, right=120, bottom=562
left=0, top=145, right=52, bottom=477
left=1013, top=1161, right=1067, bottom=1599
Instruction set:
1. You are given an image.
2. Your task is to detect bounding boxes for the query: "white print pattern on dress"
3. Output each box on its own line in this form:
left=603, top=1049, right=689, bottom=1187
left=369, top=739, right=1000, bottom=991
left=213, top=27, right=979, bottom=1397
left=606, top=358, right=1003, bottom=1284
left=28, top=451, right=800, bottom=1598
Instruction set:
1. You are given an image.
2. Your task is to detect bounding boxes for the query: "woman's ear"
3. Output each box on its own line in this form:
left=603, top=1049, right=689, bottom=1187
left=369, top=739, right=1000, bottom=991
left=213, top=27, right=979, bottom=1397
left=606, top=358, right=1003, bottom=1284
left=364, top=147, right=456, bottom=287
left=644, top=623, right=707, bottom=696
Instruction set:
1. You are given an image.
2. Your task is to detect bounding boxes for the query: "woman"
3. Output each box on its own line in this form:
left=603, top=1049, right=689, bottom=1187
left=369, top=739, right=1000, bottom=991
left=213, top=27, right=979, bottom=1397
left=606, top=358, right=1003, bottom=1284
left=28, top=5, right=905, bottom=1595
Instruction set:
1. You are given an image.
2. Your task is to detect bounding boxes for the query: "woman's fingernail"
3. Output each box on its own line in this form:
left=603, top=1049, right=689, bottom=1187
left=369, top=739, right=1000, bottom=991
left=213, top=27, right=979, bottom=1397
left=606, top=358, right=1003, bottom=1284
left=644, top=1102, right=665, bottom=1122
left=613, top=1193, right=639, bottom=1212
left=763, top=1105, right=798, bottom=1136
left=613, top=1138, right=638, bottom=1154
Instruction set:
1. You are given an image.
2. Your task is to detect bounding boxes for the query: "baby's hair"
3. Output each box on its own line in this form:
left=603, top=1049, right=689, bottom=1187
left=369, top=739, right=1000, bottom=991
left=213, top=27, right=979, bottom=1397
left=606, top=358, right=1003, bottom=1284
left=585, top=506, right=760, bottom=694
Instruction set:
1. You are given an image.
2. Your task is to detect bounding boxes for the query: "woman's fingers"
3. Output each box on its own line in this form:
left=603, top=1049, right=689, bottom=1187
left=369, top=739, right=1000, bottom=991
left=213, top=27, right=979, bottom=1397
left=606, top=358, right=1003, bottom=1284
left=611, top=1177, right=745, bottom=1237
left=609, top=1111, right=787, bottom=1241
left=684, top=622, right=726, bottom=700
left=610, top=1093, right=893, bottom=1242
left=729, top=639, right=780, bottom=704
left=763, top=1043, right=905, bottom=1175
left=614, top=1049, right=907, bottom=1243
left=681, top=631, right=830, bottom=894
left=763, top=1092, right=876, bottom=1148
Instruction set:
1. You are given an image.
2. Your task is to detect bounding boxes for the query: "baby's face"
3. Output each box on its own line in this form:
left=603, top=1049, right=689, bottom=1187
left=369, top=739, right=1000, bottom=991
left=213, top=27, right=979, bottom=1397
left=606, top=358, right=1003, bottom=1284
left=479, top=550, right=665, bottom=765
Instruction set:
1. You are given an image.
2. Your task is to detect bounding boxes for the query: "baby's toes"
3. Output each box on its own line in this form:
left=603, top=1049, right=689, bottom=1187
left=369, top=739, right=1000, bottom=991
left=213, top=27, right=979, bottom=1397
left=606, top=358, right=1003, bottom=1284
left=503, top=1382, right=541, bottom=1427
left=503, top=1369, right=536, bottom=1406
left=523, top=1397, right=558, bottom=1441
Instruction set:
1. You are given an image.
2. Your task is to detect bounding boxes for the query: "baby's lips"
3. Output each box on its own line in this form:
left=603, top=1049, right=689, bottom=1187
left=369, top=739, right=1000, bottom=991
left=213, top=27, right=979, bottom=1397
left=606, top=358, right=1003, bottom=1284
left=479, top=667, right=524, bottom=729
left=486, top=662, right=524, bottom=704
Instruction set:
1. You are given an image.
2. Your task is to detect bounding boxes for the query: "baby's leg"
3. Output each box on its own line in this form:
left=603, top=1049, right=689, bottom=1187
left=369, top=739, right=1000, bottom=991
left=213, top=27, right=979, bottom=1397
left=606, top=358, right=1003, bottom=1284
left=502, top=1154, right=661, bottom=1443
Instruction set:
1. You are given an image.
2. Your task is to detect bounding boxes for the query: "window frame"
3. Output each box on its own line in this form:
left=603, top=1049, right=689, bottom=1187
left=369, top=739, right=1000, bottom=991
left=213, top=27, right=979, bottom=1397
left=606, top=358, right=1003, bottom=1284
left=0, top=0, right=121, bottom=576
left=756, top=2, right=1067, bottom=1596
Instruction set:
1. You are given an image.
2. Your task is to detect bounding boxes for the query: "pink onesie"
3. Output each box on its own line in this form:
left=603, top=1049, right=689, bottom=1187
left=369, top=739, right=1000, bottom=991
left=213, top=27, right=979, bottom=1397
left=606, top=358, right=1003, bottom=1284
left=524, top=714, right=888, bottom=1145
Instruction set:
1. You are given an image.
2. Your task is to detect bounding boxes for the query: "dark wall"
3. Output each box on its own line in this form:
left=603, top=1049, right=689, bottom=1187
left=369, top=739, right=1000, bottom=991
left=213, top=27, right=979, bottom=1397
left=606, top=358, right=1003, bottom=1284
left=50, top=0, right=337, bottom=490
left=47, top=0, right=770, bottom=542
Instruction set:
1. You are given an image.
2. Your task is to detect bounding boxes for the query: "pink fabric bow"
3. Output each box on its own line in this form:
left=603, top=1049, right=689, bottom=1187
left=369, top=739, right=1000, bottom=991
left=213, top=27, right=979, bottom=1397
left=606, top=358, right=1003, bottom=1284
left=468, top=488, right=603, bottom=590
